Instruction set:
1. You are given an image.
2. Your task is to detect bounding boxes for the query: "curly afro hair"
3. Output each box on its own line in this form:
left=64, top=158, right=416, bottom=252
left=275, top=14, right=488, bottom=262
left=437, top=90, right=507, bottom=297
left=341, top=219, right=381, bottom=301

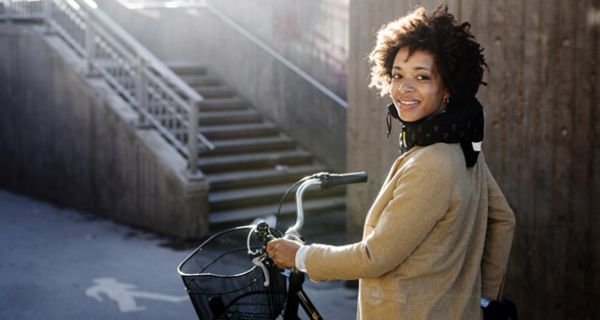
left=369, top=5, right=488, bottom=103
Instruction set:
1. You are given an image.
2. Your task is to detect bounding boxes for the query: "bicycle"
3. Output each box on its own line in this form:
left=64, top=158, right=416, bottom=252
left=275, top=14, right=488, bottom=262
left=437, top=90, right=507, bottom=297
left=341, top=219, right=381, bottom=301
left=177, top=171, right=518, bottom=320
left=178, top=172, right=368, bottom=320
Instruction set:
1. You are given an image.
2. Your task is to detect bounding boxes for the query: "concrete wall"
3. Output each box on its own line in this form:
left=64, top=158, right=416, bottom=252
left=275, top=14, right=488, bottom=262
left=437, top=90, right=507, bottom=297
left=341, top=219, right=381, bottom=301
left=208, top=0, right=349, bottom=99
left=0, top=25, right=209, bottom=238
left=96, top=1, right=347, bottom=171
left=347, top=1, right=599, bottom=319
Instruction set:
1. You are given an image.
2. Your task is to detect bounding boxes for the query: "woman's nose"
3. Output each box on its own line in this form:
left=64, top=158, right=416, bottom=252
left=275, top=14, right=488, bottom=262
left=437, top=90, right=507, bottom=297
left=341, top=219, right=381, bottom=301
left=398, top=78, right=415, bottom=93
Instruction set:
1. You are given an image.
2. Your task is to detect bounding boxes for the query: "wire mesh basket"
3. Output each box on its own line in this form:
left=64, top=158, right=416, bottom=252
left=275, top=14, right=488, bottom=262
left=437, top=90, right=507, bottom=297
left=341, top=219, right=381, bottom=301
left=178, top=226, right=287, bottom=320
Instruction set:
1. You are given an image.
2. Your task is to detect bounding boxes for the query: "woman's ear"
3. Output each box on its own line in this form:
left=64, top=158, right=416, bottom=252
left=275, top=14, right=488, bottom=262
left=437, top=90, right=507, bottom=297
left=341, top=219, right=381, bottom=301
left=442, top=90, right=450, bottom=104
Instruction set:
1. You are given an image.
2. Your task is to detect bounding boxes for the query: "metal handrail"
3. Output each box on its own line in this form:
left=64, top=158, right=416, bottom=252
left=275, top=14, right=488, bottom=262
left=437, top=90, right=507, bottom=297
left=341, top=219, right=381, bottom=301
left=1, top=0, right=348, bottom=172
left=85, top=1, right=201, bottom=101
left=116, top=0, right=207, bottom=10
left=205, top=3, right=348, bottom=109
left=112, top=0, right=348, bottom=109
left=0, top=0, right=214, bottom=177
left=0, top=1, right=41, bottom=20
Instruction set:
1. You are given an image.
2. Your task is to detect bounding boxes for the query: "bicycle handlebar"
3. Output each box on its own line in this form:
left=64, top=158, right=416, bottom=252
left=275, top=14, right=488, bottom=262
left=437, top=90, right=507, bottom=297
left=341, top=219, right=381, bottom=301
left=246, top=171, right=367, bottom=287
left=285, top=171, right=368, bottom=239
left=314, top=172, right=368, bottom=189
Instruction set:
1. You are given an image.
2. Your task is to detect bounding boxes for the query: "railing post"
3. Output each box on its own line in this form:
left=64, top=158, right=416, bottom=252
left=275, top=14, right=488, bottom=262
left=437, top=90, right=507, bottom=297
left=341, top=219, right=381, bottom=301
left=135, top=55, right=149, bottom=127
left=84, top=11, right=96, bottom=76
left=187, top=99, right=200, bottom=177
left=44, top=0, right=53, bottom=34
left=135, top=55, right=148, bottom=127
left=4, top=0, right=13, bottom=22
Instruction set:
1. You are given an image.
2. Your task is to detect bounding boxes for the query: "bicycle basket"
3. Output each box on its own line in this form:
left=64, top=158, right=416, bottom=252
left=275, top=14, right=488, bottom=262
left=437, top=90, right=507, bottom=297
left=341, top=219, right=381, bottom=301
left=178, top=226, right=287, bottom=320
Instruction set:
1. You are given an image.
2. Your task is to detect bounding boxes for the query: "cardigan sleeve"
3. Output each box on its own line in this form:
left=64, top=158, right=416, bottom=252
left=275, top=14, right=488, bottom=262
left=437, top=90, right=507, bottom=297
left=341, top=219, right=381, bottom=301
left=304, top=151, right=455, bottom=281
left=481, top=163, right=516, bottom=299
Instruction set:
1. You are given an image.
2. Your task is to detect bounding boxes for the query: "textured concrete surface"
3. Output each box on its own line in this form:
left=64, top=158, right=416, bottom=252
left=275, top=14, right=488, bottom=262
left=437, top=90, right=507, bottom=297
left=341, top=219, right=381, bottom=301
left=0, top=189, right=358, bottom=319
left=98, top=0, right=349, bottom=100
left=0, top=190, right=196, bottom=319
left=96, top=0, right=347, bottom=172
left=207, top=0, right=349, bottom=100
left=345, top=2, right=600, bottom=319
left=0, top=25, right=209, bottom=238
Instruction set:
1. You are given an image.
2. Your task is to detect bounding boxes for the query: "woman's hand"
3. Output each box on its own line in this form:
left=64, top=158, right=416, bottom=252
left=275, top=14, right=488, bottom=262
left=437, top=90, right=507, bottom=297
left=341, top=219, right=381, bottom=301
left=266, top=238, right=301, bottom=269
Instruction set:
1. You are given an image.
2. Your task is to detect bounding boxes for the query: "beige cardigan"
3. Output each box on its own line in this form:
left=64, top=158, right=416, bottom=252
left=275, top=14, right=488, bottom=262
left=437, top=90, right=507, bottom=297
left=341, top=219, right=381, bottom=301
left=304, top=143, right=515, bottom=319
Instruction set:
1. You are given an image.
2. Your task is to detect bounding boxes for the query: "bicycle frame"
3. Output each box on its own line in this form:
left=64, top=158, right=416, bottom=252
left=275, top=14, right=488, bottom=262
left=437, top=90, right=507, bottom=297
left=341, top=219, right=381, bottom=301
left=281, top=177, right=324, bottom=320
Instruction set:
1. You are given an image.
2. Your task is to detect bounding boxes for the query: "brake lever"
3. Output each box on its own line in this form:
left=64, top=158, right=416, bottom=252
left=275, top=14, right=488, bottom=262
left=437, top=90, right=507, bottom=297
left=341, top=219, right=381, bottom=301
left=248, top=222, right=278, bottom=287
left=252, top=256, right=271, bottom=287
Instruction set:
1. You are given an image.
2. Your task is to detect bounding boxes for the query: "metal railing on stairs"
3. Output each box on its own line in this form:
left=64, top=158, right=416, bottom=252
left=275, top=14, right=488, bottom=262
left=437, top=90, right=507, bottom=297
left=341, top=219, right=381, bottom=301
left=114, top=0, right=348, bottom=109
left=0, top=0, right=214, bottom=177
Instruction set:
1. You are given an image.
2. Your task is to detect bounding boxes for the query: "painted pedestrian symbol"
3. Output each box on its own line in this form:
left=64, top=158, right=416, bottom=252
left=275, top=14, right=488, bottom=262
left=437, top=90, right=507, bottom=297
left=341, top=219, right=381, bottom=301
left=85, top=277, right=187, bottom=312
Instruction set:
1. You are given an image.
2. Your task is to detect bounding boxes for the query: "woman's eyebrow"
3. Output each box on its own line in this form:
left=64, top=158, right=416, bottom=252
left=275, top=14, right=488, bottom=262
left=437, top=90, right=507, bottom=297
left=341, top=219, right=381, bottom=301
left=414, top=66, right=431, bottom=71
left=392, top=65, right=431, bottom=71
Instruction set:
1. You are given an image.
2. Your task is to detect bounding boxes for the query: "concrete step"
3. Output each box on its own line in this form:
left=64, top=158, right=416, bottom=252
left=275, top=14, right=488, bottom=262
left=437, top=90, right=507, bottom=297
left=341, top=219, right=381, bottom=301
left=206, top=164, right=327, bottom=191
left=209, top=196, right=347, bottom=225
left=198, top=149, right=313, bottom=173
left=167, top=64, right=207, bottom=75
left=275, top=209, right=347, bottom=245
left=198, top=110, right=263, bottom=125
left=209, top=183, right=344, bottom=211
left=199, top=97, right=248, bottom=111
left=162, top=65, right=348, bottom=236
left=194, top=85, right=234, bottom=99
left=207, top=135, right=296, bottom=155
left=179, top=74, right=221, bottom=87
left=199, top=122, right=279, bottom=140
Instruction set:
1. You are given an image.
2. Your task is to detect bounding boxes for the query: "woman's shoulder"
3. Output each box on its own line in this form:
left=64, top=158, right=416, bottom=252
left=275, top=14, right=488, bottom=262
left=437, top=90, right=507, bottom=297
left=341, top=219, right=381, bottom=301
left=407, top=142, right=463, bottom=163
left=400, top=143, right=465, bottom=174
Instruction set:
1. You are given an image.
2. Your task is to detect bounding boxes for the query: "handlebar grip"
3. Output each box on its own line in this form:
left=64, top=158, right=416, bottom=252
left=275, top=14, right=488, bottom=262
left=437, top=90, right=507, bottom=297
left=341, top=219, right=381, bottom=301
left=318, top=172, right=368, bottom=189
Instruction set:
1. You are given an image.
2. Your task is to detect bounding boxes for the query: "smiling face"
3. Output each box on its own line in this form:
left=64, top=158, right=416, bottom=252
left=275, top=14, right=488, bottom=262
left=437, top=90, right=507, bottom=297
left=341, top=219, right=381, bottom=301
left=390, top=47, right=448, bottom=122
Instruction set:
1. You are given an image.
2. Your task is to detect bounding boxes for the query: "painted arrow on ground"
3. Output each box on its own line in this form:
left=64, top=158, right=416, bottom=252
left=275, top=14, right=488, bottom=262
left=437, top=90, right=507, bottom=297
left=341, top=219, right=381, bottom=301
left=85, top=277, right=188, bottom=313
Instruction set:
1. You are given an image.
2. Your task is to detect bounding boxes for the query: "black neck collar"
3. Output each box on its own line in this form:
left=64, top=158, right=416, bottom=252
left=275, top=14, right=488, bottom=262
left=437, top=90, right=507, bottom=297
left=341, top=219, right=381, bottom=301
left=386, top=98, right=484, bottom=167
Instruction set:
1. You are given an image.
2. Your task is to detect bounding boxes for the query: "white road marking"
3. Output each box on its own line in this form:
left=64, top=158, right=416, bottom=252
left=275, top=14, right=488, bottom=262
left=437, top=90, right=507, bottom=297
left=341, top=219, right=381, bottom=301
left=85, top=277, right=188, bottom=313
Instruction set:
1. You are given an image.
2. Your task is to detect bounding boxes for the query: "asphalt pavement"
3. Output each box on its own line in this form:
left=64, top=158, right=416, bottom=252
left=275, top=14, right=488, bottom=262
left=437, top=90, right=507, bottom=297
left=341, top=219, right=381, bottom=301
left=0, top=190, right=357, bottom=319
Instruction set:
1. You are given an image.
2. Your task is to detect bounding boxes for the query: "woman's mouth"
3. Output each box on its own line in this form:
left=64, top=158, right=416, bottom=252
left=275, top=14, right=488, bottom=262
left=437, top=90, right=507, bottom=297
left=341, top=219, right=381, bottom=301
left=398, top=99, right=420, bottom=110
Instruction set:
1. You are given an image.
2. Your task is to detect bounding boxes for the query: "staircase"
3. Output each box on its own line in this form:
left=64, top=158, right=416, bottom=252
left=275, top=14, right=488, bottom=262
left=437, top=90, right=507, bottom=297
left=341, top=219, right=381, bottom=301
left=168, top=64, right=347, bottom=230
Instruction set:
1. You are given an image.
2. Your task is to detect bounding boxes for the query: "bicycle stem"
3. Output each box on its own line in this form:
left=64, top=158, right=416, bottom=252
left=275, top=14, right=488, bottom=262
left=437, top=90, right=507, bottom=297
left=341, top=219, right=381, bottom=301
left=285, top=178, right=322, bottom=239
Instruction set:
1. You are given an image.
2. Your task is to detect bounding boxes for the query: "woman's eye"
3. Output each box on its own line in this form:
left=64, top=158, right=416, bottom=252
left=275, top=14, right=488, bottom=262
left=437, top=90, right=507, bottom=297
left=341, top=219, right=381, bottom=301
left=391, top=74, right=402, bottom=80
left=417, top=75, right=431, bottom=81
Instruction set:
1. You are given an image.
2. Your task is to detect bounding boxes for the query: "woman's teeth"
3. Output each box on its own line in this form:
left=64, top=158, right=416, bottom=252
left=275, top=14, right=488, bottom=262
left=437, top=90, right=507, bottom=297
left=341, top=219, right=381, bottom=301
left=400, top=100, right=418, bottom=105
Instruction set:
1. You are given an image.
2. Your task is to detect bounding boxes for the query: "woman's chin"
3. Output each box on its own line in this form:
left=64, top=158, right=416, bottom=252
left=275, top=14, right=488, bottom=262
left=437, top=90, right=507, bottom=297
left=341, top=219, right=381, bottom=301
left=399, top=111, right=422, bottom=122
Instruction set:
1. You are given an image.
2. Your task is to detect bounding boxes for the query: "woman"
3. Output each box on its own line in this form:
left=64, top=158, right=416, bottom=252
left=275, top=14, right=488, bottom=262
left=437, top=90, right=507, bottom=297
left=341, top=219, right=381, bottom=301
left=267, top=6, right=516, bottom=319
